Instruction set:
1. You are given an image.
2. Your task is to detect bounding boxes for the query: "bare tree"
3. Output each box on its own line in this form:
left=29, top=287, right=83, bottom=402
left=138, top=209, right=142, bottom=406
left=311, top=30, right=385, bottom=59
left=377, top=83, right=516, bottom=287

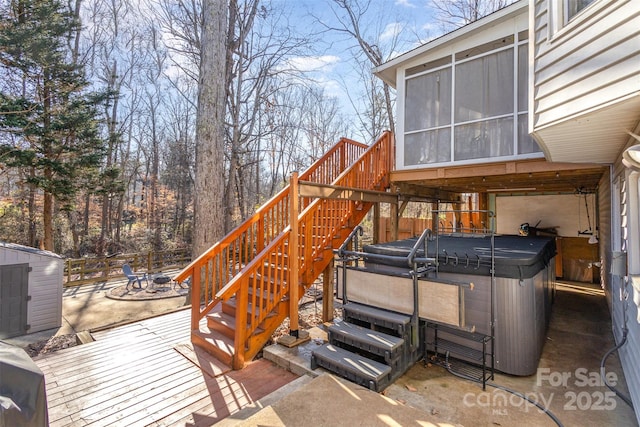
left=222, top=1, right=310, bottom=230
left=430, top=0, right=515, bottom=30
left=299, top=86, right=350, bottom=161
left=162, top=91, right=195, bottom=244
left=192, top=0, right=227, bottom=258
left=315, top=0, right=399, bottom=140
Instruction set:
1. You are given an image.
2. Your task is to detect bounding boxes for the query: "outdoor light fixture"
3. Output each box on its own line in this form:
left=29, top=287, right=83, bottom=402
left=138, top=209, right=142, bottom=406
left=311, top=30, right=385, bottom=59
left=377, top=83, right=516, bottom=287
left=622, top=145, right=640, bottom=171
left=623, top=132, right=640, bottom=171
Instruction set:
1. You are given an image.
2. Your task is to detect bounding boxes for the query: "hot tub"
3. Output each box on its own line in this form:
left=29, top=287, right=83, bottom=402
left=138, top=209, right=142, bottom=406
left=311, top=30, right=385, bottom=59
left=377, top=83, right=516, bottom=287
left=339, top=234, right=556, bottom=376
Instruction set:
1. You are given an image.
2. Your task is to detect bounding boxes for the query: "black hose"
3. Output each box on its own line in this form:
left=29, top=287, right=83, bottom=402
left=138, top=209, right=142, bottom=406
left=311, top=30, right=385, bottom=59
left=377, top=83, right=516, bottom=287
left=600, top=327, right=634, bottom=408
left=442, top=362, right=564, bottom=427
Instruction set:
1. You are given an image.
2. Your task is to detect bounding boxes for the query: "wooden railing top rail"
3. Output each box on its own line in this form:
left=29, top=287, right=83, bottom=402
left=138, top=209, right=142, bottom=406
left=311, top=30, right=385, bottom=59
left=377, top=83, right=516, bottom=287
left=214, top=131, right=393, bottom=302
left=174, top=137, right=368, bottom=284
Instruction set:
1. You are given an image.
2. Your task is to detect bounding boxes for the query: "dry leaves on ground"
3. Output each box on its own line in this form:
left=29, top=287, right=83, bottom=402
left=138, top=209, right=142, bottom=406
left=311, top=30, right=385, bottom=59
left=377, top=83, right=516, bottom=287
left=24, top=334, right=77, bottom=358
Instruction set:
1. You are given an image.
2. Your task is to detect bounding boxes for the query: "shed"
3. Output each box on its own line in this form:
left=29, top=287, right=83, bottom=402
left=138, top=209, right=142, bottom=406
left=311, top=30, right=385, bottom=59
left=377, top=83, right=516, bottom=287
left=0, top=242, right=63, bottom=339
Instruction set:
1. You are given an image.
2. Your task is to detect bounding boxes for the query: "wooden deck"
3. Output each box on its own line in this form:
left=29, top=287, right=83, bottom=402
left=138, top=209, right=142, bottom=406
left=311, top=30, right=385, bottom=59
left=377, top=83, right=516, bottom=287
left=34, top=309, right=298, bottom=426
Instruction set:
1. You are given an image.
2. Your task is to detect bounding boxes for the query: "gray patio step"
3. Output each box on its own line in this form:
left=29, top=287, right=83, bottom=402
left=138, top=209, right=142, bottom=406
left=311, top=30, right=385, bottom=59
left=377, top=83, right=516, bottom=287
left=311, top=344, right=392, bottom=392
left=328, top=321, right=404, bottom=364
left=343, top=302, right=412, bottom=337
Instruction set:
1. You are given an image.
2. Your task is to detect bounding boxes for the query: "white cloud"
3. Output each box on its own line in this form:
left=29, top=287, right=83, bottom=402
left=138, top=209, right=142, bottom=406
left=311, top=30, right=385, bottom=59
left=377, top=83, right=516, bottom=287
left=283, top=55, right=341, bottom=73
left=395, top=0, right=417, bottom=7
left=422, top=22, right=437, bottom=33
left=380, top=22, right=404, bottom=42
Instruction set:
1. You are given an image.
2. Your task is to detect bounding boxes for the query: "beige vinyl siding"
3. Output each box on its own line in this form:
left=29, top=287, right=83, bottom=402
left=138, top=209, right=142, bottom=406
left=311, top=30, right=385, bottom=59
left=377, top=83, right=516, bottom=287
left=531, top=0, right=640, bottom=130
left=532, top=0, right=548, bottom=50
left=608, top=166, right=640, bottom=424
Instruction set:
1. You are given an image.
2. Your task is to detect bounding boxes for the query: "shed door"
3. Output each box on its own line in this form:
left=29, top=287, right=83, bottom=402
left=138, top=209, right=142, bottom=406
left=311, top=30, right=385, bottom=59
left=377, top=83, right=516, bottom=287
left=0, top=263, right=29, bottom=339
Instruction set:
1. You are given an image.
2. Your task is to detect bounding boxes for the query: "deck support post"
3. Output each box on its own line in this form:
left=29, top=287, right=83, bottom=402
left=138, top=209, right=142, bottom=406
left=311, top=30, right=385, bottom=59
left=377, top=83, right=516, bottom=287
left=322, top=258, right=335, bottom=322
left=478, top=193, right=489, bottom=233
left=390, top=202, right=399, bottom=241
left=373, top=203, right=381, bottom=244
left=430, top=202, right=439, bottom=234
left=289, top=171, right=300, bottom=338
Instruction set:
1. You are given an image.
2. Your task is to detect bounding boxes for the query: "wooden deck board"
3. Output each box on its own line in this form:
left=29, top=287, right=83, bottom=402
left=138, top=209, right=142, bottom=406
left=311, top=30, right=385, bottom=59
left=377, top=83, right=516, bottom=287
left=40, top=333, right=168, bottom=379
left=42, top=338, right=175, bottom=390
left=67, top=369, right=205, bottom=426
left=46, top=350, right=190, bottom=411
left=35, top=309, right=298, bottom=427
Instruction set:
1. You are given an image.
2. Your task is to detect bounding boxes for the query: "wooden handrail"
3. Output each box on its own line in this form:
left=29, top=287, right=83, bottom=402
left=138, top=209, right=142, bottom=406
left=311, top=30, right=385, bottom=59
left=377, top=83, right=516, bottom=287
left=175, top=137, right=368, bottom=330
left=227, top=131, right=393, bottom=366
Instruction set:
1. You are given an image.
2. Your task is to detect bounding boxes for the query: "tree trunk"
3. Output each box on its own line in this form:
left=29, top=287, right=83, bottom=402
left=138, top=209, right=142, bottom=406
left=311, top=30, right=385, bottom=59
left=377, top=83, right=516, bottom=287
left=150, top=104, right=162, bottom=253
left=43, top=187, right=54, bottom=251
left=192, top=0, right=227, bottom=258
left=66, top=210, right=81, bottom=257
left=28, top=169, right=37, bottom=248
left=83, top=191, right=90, bottom=239
left=42, top=68, right=54, bottom=252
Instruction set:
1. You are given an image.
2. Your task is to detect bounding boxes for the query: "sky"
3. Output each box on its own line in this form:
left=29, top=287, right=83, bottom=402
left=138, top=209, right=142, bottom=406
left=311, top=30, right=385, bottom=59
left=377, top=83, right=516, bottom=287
left=271, top=0, right=441, bottom=130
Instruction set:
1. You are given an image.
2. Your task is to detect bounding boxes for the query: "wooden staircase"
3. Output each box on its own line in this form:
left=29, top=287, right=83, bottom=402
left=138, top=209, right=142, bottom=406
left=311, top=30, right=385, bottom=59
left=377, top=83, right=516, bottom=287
left=174, top=132, right=394, bottom=369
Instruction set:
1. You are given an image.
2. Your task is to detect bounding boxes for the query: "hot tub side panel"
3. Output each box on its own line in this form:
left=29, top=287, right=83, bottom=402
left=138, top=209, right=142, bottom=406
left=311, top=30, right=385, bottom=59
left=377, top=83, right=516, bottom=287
left=423, top=262, right=553, bottom=376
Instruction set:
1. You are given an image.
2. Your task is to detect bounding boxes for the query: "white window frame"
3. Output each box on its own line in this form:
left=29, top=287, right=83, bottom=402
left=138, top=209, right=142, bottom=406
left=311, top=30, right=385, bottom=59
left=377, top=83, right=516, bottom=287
left=548, top=0, right=618, bottom=40
left=565, top=0, right=598, bottom=23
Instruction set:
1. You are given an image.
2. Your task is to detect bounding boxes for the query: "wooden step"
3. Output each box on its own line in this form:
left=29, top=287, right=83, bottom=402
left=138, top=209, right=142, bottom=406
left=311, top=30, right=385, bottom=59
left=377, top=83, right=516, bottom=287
left=311, top=344, right=392, bottom=392
left=207, top=311, right=265, bottom=339
left=206, top=311, right=236, bottom=338
left=328, top=321, right=404, bottom=364
left=222, top=296, right=278, bottom=321
left=250, top=274, right=285, bottom=292
left=260, top=262, right=289, bottom=274
left=191, top=327, right=234, bottom=367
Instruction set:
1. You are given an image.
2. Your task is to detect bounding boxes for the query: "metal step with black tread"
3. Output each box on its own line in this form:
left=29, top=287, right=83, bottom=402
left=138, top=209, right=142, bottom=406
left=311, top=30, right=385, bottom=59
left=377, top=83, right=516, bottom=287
left=342, top=302, right=412, bottom=338
left=311, top=343, right=392, bottom=392
left=328, top=321, right=404, bottom=365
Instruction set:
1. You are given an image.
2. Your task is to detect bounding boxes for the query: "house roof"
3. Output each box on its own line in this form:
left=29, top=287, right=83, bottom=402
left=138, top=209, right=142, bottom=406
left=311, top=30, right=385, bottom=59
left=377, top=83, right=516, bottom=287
left=0, top=242, right=63, bottom=259
left=373, top=0, right=528, bottom=87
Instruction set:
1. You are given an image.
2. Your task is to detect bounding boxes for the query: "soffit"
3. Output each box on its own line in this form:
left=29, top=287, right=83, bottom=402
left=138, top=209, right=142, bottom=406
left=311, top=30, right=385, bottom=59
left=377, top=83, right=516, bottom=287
left=534, top=95, right=640, bottom=164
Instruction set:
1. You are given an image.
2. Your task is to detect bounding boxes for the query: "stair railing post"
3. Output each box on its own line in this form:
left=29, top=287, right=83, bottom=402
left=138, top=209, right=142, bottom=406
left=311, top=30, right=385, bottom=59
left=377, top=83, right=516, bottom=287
left=190, top=267, right=200, bottom=330
left=289, top=171, right=300, bottom=338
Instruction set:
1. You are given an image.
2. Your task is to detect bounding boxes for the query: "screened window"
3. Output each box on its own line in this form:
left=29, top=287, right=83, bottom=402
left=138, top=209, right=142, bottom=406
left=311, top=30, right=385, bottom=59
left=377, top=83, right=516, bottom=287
left=455, top=49, right=513, bottom=122
left=405, top=69, right=451, bottom=131
left=402, top=35, right=541, bottom=168
left=405, top=129, right=451, bottom=165
left=454, top=117, right=513, bottom=161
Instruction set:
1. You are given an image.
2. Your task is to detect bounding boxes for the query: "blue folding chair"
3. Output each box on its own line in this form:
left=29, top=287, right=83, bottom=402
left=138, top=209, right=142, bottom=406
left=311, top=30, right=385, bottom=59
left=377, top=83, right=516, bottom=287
left=122, top=264, right=148, bottom=289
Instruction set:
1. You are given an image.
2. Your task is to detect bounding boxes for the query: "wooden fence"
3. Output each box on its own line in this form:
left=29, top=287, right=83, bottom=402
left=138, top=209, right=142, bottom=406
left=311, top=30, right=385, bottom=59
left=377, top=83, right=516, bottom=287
left=64, top=249, right=191, bottom=287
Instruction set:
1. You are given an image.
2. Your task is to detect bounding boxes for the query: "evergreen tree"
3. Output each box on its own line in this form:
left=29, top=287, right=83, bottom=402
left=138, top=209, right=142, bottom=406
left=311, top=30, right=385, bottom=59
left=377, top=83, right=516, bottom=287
left=0, top=0, right=107, bottom=251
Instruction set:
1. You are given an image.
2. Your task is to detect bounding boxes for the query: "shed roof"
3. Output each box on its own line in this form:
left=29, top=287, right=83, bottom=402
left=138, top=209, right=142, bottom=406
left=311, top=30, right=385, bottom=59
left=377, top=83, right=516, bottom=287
left=0, top=242, right=63, bottom=260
